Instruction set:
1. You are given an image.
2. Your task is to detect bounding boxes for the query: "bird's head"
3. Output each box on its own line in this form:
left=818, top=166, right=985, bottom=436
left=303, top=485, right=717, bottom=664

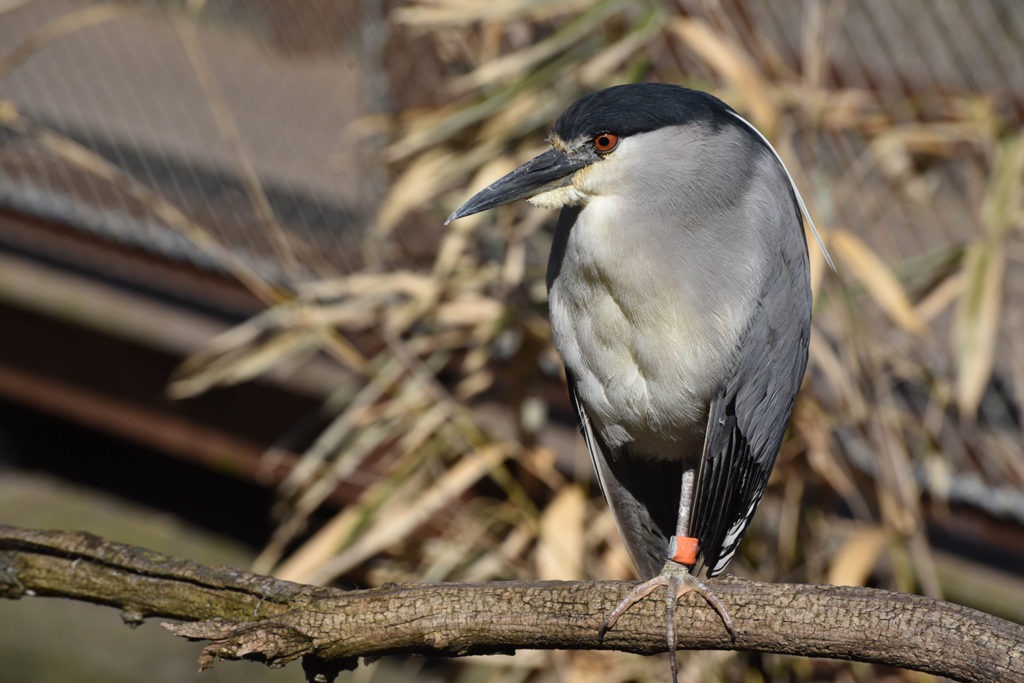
left=445, top=83, right=732, bottom=223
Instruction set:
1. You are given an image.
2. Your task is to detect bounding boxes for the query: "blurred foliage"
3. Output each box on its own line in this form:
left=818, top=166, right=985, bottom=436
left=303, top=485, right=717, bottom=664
left=4, top=0, right=1023, bottom=681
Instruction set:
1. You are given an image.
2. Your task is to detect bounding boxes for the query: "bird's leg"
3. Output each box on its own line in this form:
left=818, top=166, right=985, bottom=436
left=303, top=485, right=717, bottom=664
left=599, top=560, right=736, bottom=681
left=598, top=471, right=735, bottom=683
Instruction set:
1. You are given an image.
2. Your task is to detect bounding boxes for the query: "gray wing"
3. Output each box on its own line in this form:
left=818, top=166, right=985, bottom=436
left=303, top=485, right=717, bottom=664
left=688, top=241, right=811, bottom=578
left=566, top=371, right=684, bottom=579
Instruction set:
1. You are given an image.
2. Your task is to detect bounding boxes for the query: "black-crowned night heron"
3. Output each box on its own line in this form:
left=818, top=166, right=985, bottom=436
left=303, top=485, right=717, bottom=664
left=447, top=83, right=827, bottom=679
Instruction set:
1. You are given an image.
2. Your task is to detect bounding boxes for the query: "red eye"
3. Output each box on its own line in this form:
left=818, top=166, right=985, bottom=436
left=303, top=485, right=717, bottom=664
left=593, top=133, right=619, bottom=153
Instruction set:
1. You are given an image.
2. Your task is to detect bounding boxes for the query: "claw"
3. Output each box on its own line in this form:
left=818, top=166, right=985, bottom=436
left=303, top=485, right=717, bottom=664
left=599, top=562, right=735, bottom=683
left=599, top=574, right=668, bottom=639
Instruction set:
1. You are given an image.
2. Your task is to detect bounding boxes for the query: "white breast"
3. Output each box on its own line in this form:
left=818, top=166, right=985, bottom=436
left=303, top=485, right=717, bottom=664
left=556, top=222, right=779, bottom=462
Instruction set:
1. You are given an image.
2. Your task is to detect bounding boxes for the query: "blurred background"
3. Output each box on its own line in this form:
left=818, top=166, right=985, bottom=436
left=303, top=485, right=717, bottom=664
left=1, top=1, right=1023, bottom=681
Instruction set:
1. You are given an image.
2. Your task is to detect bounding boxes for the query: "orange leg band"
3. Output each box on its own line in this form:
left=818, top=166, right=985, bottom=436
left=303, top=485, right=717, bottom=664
left=670, top=535, right=699, bottom=565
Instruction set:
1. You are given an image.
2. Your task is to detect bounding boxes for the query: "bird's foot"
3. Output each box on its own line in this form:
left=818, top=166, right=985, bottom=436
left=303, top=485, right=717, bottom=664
left=599, top=562, right=735, bottom=683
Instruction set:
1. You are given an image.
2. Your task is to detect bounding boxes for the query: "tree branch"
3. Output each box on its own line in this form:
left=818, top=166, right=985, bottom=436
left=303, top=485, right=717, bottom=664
left=1, top=525, right=1021, bottom=682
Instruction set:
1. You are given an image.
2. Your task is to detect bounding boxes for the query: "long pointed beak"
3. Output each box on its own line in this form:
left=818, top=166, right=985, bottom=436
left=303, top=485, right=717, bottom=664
left=445, top=148, right=588, bottom=224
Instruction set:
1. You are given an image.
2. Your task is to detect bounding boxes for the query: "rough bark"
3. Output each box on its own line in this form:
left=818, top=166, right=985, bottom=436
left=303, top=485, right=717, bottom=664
left=1, top=525, right=1021, bottom=682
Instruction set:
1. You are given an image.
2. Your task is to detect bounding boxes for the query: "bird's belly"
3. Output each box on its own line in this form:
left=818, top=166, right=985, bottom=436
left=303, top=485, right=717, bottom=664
left=549, top=261, right=738, bottom=458
left=546, top=196, right=761, bottom=458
